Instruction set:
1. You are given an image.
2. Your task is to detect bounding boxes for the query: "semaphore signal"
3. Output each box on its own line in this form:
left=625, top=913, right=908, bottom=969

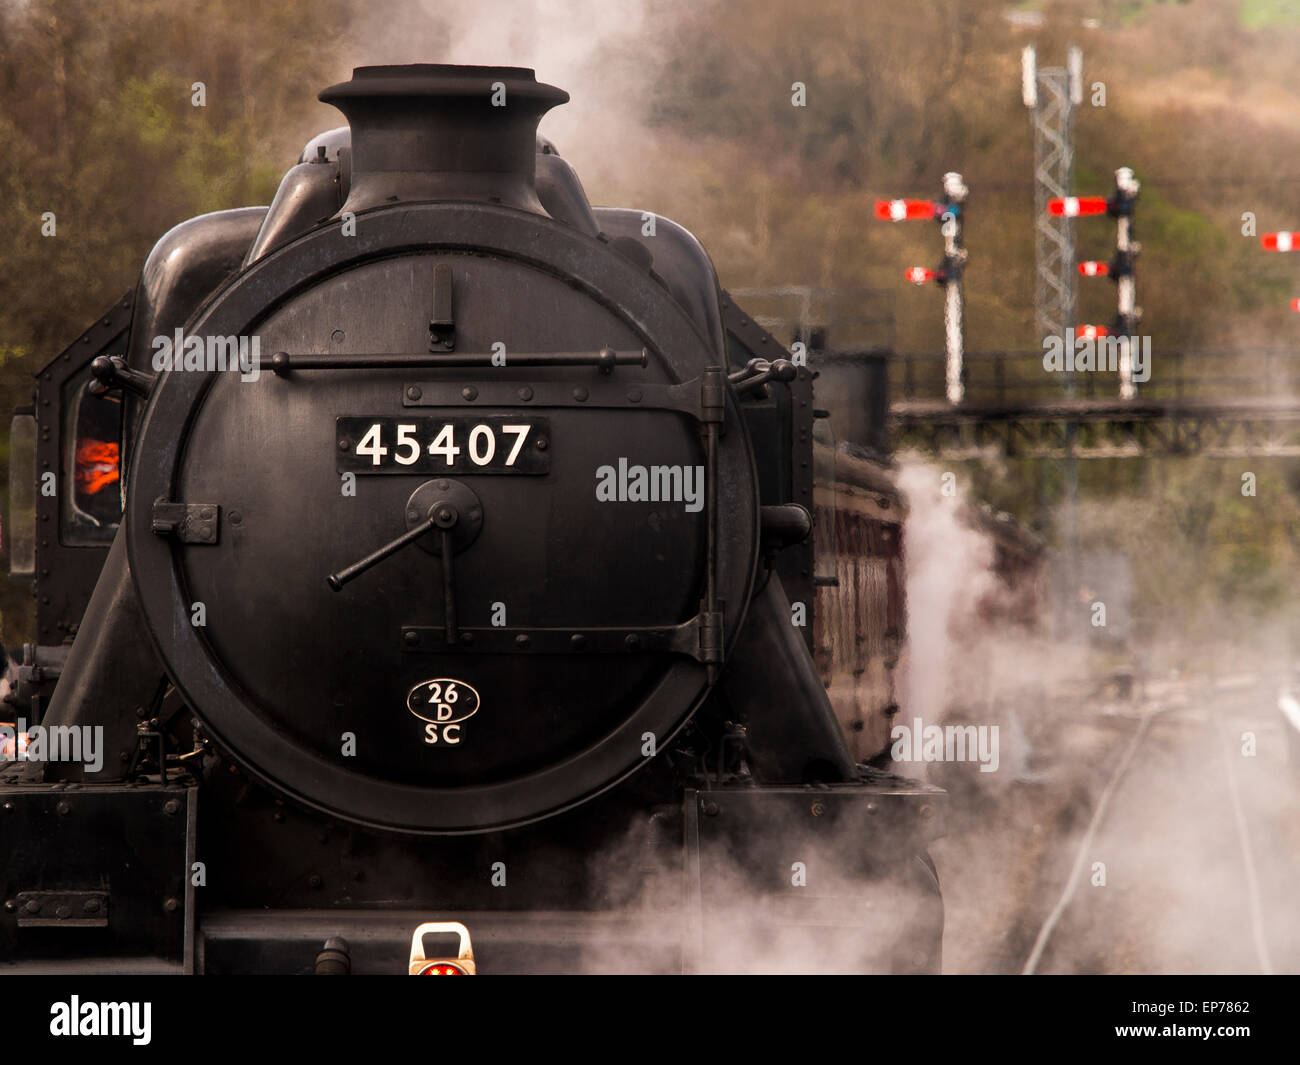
left=1053, top=167, right=1142, bottom=399
left=874, top=199, right=939, bottom=221
left=1260, top=233, right=1300, bottom=312
left=876, top=172, right=969, bottom=404
left=1048, top=196, right=1108, bottom=218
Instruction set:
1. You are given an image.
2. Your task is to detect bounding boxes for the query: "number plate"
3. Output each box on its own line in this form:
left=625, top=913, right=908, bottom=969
left=336, top=417, right=550, bottom=475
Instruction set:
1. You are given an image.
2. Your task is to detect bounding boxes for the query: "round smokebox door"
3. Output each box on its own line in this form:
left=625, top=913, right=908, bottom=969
left=127, top=203, right=758, bottom=833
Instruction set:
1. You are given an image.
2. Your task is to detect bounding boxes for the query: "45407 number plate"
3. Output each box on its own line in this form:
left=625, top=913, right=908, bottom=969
left=337, top=417, right=550, bottom=475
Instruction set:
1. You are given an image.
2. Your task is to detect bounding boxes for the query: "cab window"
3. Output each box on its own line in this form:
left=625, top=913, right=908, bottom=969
left=61, top=364, right=122, bottom=545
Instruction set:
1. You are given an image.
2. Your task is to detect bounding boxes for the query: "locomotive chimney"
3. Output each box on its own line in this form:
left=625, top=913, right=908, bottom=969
left=319, top=64, right=568, bottom=216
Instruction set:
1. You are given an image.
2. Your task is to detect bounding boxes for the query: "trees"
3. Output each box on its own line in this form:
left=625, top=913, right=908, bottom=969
left=0, top=0, right=357, bottom=638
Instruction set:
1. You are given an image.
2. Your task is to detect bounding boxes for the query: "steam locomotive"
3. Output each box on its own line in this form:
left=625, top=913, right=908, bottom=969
left=1, top=64, right=943, bottom=974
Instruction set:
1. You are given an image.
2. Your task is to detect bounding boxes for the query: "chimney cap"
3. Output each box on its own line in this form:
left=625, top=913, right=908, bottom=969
left=320, top=64, right=568, bottom=108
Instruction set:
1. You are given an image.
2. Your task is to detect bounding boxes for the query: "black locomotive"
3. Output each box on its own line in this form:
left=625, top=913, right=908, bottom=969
left=1, top=64, right=943, bottom=974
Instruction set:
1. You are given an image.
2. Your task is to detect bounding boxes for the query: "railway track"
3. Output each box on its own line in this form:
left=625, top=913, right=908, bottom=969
left=1021, top=675, right=1298, bottom=974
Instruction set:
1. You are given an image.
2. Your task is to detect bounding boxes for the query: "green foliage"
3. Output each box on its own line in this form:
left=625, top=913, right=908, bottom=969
left=0, top=0, right=359, bottom=642
left=1239, top=0, right=1300, bottom=29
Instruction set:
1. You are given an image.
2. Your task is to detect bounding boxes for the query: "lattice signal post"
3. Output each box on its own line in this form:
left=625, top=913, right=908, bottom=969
left=1023, top=45, right=1084, bottom=367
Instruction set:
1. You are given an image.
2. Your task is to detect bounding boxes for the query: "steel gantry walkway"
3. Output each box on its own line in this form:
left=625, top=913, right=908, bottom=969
left=888, top=350, right=1300, bottom=459
left=893, top=395, right=1300, bottom=459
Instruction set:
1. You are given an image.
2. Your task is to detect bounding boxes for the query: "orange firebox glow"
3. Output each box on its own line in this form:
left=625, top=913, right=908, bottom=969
left=75, top=439, right=120, bottom=495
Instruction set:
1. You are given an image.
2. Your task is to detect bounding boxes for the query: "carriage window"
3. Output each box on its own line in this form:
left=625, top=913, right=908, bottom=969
left=61, top=364, right=122, bottom=545
left=812, top=411, right=837, bottom=585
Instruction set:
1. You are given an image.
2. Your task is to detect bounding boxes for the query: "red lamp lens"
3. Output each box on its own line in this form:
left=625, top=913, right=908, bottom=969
left=419, top=963, right=466, bottom=975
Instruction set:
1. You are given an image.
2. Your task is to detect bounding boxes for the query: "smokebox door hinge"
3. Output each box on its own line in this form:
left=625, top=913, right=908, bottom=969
left=700, top=367, right=725, bottom=425
left=698, top=610, right=723, bottom=664
left=151, top=499, right=221, bottom=544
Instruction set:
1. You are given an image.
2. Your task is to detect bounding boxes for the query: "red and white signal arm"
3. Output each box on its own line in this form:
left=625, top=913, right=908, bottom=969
left=1263, top=232, right=1298, bottom=252
left=1290, top=298, right=1300, bottom=312
left=1078, top=260, right=1109, bottom=277
left=905, top=267, right=936, bottom=284
left=874, top=199, right=936, bottom=221
left=1077, top=324, right=1109, bottom=339
left=1049, top=196, right=1108, bottom=218
left=408, top=921, right=476, bottom=975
